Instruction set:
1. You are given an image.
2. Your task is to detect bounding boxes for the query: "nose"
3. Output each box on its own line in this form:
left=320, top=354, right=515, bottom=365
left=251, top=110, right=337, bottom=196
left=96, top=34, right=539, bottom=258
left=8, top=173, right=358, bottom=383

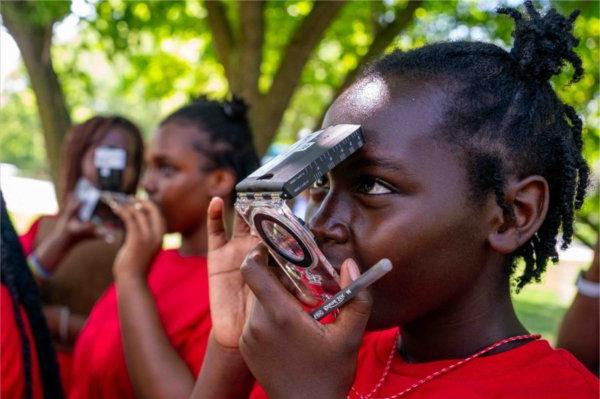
left=307, top=193, right=350, bottom=245
left=141, top=169, right=157, bottom=196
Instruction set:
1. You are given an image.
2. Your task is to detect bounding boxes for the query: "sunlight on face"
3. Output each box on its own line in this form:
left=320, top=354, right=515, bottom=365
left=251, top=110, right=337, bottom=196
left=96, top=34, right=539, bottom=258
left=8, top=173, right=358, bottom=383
left=343, top=76, right=390, bottom=115
left=324, top=76, right=390, bottom=126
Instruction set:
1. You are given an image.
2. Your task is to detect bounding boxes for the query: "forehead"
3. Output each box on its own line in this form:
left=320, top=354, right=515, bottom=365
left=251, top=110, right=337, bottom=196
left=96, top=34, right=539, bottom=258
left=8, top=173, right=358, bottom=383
left=97, top=128, right=133, bottom=148
left=150, top=123, right=207, bottom=152
left=324, top=76, right=451, bottom=163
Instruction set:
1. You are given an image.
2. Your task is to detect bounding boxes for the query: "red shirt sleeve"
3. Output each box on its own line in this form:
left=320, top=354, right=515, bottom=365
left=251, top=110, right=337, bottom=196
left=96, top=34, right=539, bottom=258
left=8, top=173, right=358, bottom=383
left=19, top=217, right=43, bottom=256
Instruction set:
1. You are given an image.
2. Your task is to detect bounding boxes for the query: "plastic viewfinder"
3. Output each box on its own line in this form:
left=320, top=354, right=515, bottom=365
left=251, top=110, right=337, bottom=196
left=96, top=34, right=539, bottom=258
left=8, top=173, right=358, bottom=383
left=235, top=124, right=364, bottom=307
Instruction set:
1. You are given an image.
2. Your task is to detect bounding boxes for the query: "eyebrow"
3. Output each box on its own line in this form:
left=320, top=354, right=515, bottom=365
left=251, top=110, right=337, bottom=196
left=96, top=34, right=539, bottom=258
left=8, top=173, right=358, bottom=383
left=346, top=156, right=406, bottom=173
left=147, top=153, right=173, bottom=163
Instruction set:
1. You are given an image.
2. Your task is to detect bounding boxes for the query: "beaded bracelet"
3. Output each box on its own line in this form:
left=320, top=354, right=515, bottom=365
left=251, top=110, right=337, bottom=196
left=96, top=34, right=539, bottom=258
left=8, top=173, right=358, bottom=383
left=28, top=253, right=53, bottom=280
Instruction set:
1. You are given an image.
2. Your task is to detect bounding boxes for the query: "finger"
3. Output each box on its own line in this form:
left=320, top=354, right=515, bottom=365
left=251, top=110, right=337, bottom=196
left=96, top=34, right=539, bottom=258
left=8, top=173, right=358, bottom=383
left=113, top=203, right=140, bottom=235
left=339, top=258, right=361, bottom=289
left=207, top=197, right=228, bottom=251
left=330, top=259, right=372, bottom=345
left=241, top=245, right=304, bottom=318
left=129, top=202, right=153, bottom=240
left=139, top=200, right=166, bottom=242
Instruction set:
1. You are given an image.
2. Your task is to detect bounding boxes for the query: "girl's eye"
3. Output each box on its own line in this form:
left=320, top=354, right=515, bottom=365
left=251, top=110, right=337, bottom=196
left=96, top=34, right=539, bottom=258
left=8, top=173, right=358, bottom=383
left=312, top=175, right=330, bottom=189
left=355, top=176, right=395, bottom=195
left=159, top=164, right=176, bottom=175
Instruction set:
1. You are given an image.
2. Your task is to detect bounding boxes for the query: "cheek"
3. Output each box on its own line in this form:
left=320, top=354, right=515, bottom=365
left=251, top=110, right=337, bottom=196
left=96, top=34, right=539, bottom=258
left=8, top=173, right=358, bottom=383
left=81, top=152, right=98, bottom=185
left=361, top=204, right=487, bottom=327
left=121, top=165, right=138, bottom=192
left=158, top=175, right=208, bottom=231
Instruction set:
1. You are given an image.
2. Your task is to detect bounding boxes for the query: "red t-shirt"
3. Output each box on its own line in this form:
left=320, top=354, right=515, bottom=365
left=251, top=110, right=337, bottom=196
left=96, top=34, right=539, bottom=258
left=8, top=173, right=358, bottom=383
left=20, top=216, right=42, bottom=256
left=351, top=328, right=599, bottom=398
left=1, top=284, right=44, bottom=399
left=69, top=249, right=211, bottom=399
left=250, top=328, right=599, bottom=398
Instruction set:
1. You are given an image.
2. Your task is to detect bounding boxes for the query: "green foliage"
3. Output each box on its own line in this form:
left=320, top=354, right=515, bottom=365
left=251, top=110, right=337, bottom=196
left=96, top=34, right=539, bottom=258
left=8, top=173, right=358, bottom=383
left=0, top=0, right=71, bottom=28
left=0, top=89, right=47, bottom=177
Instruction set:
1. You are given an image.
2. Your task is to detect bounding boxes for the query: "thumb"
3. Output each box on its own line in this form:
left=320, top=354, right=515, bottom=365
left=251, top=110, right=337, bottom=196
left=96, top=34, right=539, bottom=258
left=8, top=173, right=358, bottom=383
left=207, top=197, right=228, bottom=251
left=331, top=259, right=372, bottom=346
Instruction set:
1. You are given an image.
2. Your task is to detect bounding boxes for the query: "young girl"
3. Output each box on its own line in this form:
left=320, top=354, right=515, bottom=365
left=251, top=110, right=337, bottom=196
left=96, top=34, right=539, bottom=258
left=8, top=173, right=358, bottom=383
left=195, top=2, right=598, bottom=398
left=19, top=115, right=144, bottom=392
left=68, top=98, right=259, bottom=399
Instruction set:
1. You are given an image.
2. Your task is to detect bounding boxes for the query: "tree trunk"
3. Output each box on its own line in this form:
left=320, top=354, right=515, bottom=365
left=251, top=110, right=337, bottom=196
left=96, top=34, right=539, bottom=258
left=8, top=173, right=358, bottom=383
left=2, top=3, right=71, bottom=186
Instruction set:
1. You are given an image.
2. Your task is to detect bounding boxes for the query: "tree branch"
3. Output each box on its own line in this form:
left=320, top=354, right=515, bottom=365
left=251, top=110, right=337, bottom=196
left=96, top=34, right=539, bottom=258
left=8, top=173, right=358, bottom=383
left=236, top=0, right=265, bottom=103
left=251, top=0, right=347, bottom=154
left=326, top=0, right=422, bottom=114
left=204, top=0, right=236, bottom=82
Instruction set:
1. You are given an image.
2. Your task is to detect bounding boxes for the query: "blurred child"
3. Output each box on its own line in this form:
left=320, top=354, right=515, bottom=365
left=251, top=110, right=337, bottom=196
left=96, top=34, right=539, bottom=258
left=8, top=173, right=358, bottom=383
left=20, top=115, right=144, bottom=392
left=69, top=98, right=259, bottom=399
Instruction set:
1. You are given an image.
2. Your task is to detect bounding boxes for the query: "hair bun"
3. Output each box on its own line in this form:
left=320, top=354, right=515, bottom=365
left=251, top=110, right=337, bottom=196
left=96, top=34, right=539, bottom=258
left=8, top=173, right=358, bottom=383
left=223, top=96, right=249, bottom=120
left=498, top=0, right=582, bottom=84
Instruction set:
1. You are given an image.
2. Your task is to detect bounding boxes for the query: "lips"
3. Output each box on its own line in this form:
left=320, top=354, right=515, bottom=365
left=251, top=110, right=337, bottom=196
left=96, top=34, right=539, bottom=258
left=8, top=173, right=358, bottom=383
left=318, top=246, right=350, bottom=273
left=147, top=195, right=161, bottom=206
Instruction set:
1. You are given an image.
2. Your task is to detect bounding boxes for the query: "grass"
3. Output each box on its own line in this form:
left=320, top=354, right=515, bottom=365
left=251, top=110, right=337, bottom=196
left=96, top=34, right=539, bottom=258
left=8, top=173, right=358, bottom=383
left=513, top=288, right=569, bottom=345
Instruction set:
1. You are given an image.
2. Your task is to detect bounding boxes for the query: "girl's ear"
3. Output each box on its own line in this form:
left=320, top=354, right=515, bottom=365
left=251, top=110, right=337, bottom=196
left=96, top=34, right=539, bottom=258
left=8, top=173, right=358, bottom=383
left=488, top=176, right=549, bottom=254
left=207, top=168, right=237, bottom=200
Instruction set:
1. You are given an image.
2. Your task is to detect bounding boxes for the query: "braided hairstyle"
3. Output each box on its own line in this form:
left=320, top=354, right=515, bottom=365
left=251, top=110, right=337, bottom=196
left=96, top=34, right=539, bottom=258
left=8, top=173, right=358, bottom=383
left=59, top=115, right=144, bottom=207
left=160, top=96, right=260, bottom=189
left=363, top=1, right=589, bottom=289
left=1, top=194, right=63, bottom=399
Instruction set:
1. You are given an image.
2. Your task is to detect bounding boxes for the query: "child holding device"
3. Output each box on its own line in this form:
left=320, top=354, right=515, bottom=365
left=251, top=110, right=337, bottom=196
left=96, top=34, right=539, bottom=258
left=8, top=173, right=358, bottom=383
left=19, top=115, right=144, bottom=392
left=193, top=2, right=598, bottom=398
left=69, top=98, right=259, bottom=399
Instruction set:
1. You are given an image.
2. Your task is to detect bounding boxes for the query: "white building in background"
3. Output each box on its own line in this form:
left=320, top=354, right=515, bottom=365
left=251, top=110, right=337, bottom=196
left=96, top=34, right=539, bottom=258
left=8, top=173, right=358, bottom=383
left=1, top=163, right=58, bottom=231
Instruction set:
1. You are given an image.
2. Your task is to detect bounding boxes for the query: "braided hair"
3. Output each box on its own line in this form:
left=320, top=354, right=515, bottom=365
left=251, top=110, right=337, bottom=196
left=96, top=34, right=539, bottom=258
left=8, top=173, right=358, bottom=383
left=1, top=194, right=63, bottom=398
left=160, top=96, right=260, bottom=187
left=363, top=1, right=589, bottom=289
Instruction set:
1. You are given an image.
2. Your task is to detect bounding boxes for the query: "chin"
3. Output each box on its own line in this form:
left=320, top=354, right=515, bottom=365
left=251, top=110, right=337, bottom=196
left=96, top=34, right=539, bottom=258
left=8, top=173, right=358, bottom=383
left=365, top=316, right=398, bottom=332
left=165, top=220, right=183, bottom=234
left=365, top=300, right=408, bottom=332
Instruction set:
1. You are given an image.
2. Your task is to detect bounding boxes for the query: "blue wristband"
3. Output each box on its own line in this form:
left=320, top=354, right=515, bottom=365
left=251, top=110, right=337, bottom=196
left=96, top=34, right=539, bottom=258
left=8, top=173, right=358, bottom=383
left=28, top=253, right=53, bottom=280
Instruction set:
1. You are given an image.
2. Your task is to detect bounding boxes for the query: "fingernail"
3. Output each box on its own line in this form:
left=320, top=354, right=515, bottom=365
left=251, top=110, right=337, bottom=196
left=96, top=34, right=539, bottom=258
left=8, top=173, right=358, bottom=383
left=347, top=259, right=360, bottom=280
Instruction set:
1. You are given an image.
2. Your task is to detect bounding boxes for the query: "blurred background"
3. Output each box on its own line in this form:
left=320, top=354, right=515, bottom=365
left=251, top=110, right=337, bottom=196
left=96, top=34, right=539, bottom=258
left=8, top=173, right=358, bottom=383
left=1, top=0, right=598, bottom=343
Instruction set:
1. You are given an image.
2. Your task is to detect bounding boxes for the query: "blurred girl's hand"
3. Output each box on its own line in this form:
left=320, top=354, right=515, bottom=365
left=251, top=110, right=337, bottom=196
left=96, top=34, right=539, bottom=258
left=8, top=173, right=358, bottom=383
left=53, top=195, right=99, bottom=243
left=112, top=199, right=166, bottom=281
left=206, top=197, right=259, bottom=350
left=31, top=195, right=100, bottom=276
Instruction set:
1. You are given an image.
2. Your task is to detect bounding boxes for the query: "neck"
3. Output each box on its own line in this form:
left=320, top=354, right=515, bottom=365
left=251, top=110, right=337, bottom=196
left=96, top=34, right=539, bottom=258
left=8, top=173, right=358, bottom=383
left=179, top=223, right=208, bottom=257
left=178, top=206, right=234, bottom=257
left=400, top=263, right=528, bottom=362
